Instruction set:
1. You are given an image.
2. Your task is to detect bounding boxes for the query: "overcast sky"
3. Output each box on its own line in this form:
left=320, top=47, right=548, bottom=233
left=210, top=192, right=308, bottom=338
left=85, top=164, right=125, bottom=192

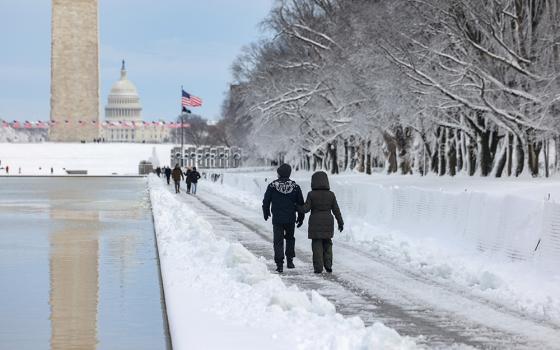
left=0, top=0, right=273, bottom=122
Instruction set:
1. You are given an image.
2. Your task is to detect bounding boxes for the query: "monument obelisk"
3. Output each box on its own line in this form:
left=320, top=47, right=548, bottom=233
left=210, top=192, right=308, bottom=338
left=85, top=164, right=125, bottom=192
left=50, top=0, right=100, bottom=142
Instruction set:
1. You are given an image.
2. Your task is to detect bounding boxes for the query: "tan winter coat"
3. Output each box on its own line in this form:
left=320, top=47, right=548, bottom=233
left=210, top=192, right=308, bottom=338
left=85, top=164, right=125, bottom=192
left=172, top=166, right=184, bottom=181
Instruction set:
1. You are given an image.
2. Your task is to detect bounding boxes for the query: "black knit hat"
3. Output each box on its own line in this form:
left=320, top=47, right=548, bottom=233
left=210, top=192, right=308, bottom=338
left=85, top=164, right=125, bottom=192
left=277, top=164, right=292, bottom=178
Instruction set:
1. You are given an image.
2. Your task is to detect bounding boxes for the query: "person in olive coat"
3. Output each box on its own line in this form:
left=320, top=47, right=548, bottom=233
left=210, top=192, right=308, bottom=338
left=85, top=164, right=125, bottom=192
left=298, top=171, right=343, bottom=273
left=262, top=164, right=305, bottom=273
left=171, top=164, right=184, bottom=193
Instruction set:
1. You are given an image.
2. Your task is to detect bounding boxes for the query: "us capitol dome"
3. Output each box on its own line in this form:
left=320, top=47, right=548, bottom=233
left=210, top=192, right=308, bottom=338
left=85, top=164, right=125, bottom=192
left=105, top=60, right=142, bottom=121
left=102, top=60, right=170, bottom=143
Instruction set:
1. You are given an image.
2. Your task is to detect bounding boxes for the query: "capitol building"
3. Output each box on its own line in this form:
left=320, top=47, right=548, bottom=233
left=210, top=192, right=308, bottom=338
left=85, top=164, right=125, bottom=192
left=102, top=61, right=170, bottom=143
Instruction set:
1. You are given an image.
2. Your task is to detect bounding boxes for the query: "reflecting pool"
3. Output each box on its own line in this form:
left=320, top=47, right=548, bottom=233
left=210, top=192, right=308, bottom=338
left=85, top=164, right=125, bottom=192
left=0, top=177, right=170, bottom=350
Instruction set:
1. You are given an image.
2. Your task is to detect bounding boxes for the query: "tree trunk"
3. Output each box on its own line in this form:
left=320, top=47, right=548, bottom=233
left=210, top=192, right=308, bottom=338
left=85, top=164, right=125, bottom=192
left=515, top=137, right=525, bottom=177
left=358, top=140, right=366, bottom=173
left=439, top=127, right=446, bottom=176
left=507, top=133, right=513, bottom=177
left=383, top=132, right=398, bottom=174
left=468, top=136, right=477, bottom=176
left=366, top=139, right=372, bottom=175
left=430, top=128, right=440, bottom=174
left=343, top=139, right=349, bottom=171
left=395, top=126, right=413, bottom=174
left=329, top=141, right=339, bottom=174
left=447, top=129, right=457, bottom=176
left=544, top=138, right=550, bottom=178
left=526, top=129, right=542, bottom=177
left=479, top=131, right=491, bottom=176
left=494, top=144, right=507, bottom=178
left=456, top=131, right=464, bottom=173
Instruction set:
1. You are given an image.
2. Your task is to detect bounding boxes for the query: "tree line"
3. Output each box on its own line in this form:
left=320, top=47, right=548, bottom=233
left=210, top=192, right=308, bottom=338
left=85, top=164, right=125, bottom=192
left=221, top=0, right=560, bottom=177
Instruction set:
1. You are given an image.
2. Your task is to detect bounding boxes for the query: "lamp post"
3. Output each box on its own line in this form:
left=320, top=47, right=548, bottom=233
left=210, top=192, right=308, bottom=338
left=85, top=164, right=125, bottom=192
left=179, top=108, right=191, bottom=167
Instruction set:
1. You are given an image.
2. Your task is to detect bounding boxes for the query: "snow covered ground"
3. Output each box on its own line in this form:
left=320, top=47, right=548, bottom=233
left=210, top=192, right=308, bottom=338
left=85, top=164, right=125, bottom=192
left=204, top=170, right=560, bottom=331
left=0, top=143, right=174, bottom=175
left=148, top=176, right=418, bottom=350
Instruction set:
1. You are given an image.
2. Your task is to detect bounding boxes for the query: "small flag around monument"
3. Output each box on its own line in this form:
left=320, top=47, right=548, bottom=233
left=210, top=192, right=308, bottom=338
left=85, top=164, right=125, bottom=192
left=182, top=89, right=202, bottom=107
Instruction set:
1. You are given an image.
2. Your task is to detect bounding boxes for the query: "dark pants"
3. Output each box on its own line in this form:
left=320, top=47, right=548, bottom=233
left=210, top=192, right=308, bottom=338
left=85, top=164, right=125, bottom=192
left=312, top=239, right=333, bottom=272
left=166, top=175, right=170, bottom=185
left=186, top=180, right=192, bottom=193
left=273, top=223, right=295, bottom=266
left=174, top=180, right=181, bottom=193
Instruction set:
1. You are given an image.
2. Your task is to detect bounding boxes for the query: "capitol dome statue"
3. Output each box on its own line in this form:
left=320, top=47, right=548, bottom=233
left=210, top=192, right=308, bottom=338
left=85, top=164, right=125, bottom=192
left=105, top=60, right=142, bottom=121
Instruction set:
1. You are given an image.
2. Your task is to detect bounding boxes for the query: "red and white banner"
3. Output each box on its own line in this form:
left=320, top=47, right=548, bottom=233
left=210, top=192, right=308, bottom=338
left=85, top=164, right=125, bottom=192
left=0, top=120, right=190, bottom=129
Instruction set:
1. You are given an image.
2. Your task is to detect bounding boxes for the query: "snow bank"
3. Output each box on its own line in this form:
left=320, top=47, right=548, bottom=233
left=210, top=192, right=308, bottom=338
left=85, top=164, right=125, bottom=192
left=207, top=171, right=560, bottom=325
left=148, top=176, right=418, bottom=350
left=0, top=143, right=174, bottom=175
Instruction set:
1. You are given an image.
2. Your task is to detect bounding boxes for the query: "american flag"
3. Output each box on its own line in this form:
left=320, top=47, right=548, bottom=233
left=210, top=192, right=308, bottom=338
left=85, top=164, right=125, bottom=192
left=182, top=89, right=203, bottom=107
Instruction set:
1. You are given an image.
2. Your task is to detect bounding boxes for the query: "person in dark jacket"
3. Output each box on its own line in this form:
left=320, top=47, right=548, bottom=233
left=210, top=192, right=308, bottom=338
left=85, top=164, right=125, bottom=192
left=184, top=167, right=193, bottom=194
left=188, top=167, right=201, bottom=194
left=297, top=171, right=343, bottom=274
left=164, top=166, right=172, bottom=185
left=262, top=164, right=305, bottom=273
left=171, top=164, right=184, bottom=193
left=156, top=167, right=162, bottom=177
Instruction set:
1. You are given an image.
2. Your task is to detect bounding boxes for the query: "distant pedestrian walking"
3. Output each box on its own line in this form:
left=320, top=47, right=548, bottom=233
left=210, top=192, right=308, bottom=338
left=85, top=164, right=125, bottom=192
left=5, top=165, right=8, bottom=174
left=262, top=164, right=305, bottom=273
left=172, top=164, right=184, bottom=193
left=156, top=167, right=161, bottom=177
left=188, top=167, right=201, bottom=194
left=164, top=166, right=171, bottom=185
left=184, top=167, right=193, bottom=193
left=51, top=167, right=54, bottom=175
left=297, top=171, right=343, bottom=274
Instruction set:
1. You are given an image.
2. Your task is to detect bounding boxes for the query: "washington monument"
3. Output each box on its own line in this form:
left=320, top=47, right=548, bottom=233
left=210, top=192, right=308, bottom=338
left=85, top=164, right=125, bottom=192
left=50, top=0, right=100, bottom=142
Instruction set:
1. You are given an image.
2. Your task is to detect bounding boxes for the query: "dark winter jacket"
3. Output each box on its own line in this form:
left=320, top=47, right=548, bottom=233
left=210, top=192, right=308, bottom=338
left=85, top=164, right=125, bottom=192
left=188, top=170, right=201, bottom=183
left=164, top=167, right=171, bottom=178
left=298, top=171, right=343, bottom=239
left=184, top=169, right=192, bottom=182
left=172, top=166, right=184, bottom=181
left=262, top=166, right=305, bottom=225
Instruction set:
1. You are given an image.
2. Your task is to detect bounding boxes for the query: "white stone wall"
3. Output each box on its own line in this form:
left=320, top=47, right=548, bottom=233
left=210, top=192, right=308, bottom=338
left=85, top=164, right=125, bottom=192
left=50, top=0, right=100, bottom=142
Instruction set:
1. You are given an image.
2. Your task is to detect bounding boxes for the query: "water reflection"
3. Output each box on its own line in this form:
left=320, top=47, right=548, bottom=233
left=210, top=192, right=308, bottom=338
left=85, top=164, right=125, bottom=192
left=0, top=178, right=169, bottom=350
left=49, top=207, right=100, bottom=350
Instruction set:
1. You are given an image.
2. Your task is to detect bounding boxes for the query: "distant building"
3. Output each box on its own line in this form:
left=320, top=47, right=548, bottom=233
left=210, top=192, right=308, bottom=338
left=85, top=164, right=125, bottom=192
left=101, top=61, right=170, bottom=143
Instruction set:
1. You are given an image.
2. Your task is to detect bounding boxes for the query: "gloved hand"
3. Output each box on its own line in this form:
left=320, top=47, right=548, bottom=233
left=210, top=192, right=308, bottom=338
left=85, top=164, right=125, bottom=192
left=338, top=223, right=344, bottom=232
left=296, top=214, right=304, bottom=228
left=264, top=212, right=270, bottom=221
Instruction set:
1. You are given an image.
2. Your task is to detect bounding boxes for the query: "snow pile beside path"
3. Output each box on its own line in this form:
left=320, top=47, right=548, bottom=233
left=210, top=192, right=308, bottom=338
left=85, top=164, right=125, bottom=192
left=0, top=143, right=174, bottom=175
left=207, top=172, right=560, bottom=326
left=148, top=176, right=418, bottom=350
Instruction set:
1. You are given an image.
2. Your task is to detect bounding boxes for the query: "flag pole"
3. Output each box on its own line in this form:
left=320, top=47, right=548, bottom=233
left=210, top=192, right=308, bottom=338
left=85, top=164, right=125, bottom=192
left=180, top=85, right=184, bottom=167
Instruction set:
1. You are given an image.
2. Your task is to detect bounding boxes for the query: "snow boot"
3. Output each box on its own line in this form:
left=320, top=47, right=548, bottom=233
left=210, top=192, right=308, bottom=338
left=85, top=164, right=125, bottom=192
left=287, top=259, right=295, bottom=269
left=276, top=265, right=283, bottom=273
left=325, top=268, right=332, bottom=273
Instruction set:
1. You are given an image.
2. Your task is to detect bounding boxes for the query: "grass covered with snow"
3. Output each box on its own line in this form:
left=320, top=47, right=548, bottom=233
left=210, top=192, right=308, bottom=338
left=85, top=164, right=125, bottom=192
left=0, top=143, right=174, bottom=175
left=148, top=176, right=418, bottom=350
left=204, top=170, right=560, bottom=327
